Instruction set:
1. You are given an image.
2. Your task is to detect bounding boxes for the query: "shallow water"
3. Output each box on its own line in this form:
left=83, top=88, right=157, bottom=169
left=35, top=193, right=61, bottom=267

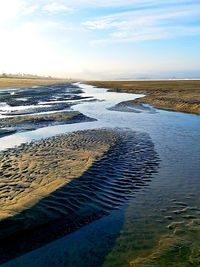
left=0, top=83, right=200, bottom=266
left=0, top=83, right=143, bottom=149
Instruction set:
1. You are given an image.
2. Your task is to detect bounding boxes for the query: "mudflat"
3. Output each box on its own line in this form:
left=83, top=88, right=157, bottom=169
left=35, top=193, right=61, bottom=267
left=0, top=111, right=95, bottom=135
left=87, top=80, right=200, bottom=114
left=0, top=111, right=87, bottom=126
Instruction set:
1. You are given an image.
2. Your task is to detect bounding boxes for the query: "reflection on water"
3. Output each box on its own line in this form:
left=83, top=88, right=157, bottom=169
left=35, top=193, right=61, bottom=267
left=0, top=83, right=200, bottom=267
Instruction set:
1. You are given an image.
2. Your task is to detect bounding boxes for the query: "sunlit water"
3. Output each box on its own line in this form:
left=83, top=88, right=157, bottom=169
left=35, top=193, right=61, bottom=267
left=1, top=83, right=200, bottom=267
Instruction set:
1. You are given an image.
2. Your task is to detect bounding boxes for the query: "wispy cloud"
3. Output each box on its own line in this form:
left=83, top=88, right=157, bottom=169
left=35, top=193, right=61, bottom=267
left=0, top=1, right=74, bottom=22
left=43, top=2, right=73, bottom=13
left=67, top=0, right=164, bottom=8
left=82, top=1, right=200, bottom=44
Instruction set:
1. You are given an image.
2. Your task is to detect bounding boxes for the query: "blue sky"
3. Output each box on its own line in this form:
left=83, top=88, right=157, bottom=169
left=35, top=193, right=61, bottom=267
left=0, top=0, right=200, bottom=79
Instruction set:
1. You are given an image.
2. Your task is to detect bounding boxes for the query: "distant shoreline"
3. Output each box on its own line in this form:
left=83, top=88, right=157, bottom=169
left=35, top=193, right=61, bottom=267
left=0, top=77, right=73, bottom=89
left=87, top=80, right=200, bottom=115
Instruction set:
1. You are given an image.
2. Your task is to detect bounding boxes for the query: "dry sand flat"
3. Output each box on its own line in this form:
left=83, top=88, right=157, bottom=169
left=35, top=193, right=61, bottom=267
left=0, top=129, right=116, bottom=221
left=88, top=80, right=200, bottom=115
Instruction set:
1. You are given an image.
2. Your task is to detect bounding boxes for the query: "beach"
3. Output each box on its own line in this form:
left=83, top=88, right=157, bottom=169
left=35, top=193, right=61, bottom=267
left=0, top=81, right=199, bottom=266
left=1, top=0, right=200, bottom=265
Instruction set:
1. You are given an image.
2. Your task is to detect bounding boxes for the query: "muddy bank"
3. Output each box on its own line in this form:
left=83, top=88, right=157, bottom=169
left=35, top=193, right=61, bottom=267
left=0, top=83, right=96, bottom=137
left=108, top=100, right=156, bottom=114
left=0, top=111, right=96, bottom=135
left=0, top=128, right=159, bottom=263
left=0, top=83, right=84, bottom=115
left=87, top=80, right=200, bottom=115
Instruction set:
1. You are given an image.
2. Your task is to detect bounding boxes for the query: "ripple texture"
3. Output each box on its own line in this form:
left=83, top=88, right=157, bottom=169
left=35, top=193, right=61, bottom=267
left=0, top=129, right=160, bottom=263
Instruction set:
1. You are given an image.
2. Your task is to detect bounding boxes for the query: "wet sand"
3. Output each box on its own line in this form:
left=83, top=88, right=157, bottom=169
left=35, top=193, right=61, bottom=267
left=130, top=218, right=200, bottom=267
left=0, top=111, right=96, bottom=135
left=108, top=101, right=156, bottom=114
left=0, top=83, right=84, bottom=115
left=0, top=83, right=95, bottom=138
left=103, top=190, right=200, bottom=267
left=87, top=80, right=200, bottom=115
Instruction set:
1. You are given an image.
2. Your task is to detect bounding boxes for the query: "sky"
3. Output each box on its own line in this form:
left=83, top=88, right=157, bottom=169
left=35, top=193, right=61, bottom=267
left=0, top=0, right=200, bottom=79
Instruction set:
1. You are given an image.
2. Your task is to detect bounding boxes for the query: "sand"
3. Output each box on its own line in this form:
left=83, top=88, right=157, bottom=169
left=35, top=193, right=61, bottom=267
left=87, top=80, right=200, bottom=115
left=0, top=128, right=160, bottom=263
left=0, top=111, right=95, bottom=134
left=1, top=78, right=200, bottom=114
left=0, top=129, right=117, bottom=221
left=0, top=111, right=84, bottom=125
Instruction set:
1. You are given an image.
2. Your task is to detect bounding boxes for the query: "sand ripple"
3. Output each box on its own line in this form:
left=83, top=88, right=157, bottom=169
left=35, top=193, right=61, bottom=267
left=0, top=128, right=159, bottom=263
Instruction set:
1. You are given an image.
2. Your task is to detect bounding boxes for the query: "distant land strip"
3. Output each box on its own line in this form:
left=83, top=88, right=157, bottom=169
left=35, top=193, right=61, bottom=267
left=87, top=80, right=200, bottom=115
left=0, top=77, right=74, bottom=89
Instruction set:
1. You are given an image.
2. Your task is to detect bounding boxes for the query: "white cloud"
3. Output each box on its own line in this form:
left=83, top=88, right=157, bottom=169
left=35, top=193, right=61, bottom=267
left=83, top=2, right=200, bottom=44
left=43, top=2, right=73, bottom=13
left=68, top=0, right=160, bottom=8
